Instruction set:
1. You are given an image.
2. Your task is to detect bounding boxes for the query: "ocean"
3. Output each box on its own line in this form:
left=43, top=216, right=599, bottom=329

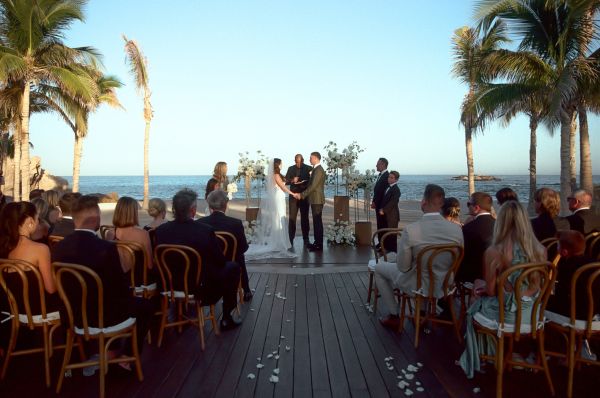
left=61, top=175, right=599, bottom=203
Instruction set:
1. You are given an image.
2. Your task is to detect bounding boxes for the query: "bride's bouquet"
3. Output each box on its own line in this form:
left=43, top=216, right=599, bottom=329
left=325, top=220, right=356, bottom=246
left=226, top=182, right=238, bottom=200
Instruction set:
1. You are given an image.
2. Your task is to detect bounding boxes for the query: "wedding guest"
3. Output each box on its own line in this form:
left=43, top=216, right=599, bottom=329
left=155, top=189, right=241, bottom=330
left=212, top=161, right=229, bottom=187
left=376, top=184, right=463, bottom=329
left=371, top=157, right=390, bottom=248
left=285, top=154, right=312, bottom=246
left=205, top=178, right=221, bottom=199
left=531, top=187, right=569, bottom=242
left=442, top=197, right=462, bottom=226
left=495, top=187, right=518, bottom=206
left=459, top=201, right=545, bottom=378
left=42, top=189, right=62, bottom=225
left=106, top=196, right=153, bottom=272
left=566, top=189, right=600, bottom=234
left=378, top=170, right=401, bottom=252
left=144, top=198, right=167, bottom=230
left=52, top=192, right=82, bottom=237
left=29, top=189, right=45, bottom=200
left=30, top=197, right=51, bottom=243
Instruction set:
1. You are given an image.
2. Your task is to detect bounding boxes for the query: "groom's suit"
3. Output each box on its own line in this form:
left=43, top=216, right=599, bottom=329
left=301, top=164, right=326, bottom=247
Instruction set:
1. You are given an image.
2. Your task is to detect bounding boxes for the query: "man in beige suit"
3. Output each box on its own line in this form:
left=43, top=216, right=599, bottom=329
left=294, top=151, right=326, bottom=251
left=375, top=184, right=464, bottom=329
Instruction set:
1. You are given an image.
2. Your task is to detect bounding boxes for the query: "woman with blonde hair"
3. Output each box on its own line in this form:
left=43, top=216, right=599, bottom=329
left=41, top=189, right=62, bottom=225
left=531, top=187, right=569, bottom=241
left=144, top=198, right=167, bottom=230
left=30, top=197, right=51, bottom=243
left=212, top=161, right=229, bottom=186
left=459, top=200, right=546, bottom=379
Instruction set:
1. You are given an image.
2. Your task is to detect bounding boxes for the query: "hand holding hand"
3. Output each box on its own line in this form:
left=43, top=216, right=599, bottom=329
left=378, top=210, right=384, bottom=216
left=370, top=201, right=376, bottom=209
left=294, top=193, right=302, bottom=200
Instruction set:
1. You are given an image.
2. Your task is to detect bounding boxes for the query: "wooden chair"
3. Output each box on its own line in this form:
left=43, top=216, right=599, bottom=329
left=0, top=259, right=68, bottom=388
left=585, top=232, right=600, bottom=260
left=367, top=228, right=402, bottom=311
left=115, top=240, right=157, bottom=299
left=396, top=244, right=464, bottom=348
left=541, top=237, right=560, bottom=263
left=545, top=262, right=600, bottom=398
left=99, top=225, right=114, bottom=240
left=47, top=235, right=64, bottom=250
left=154, top=244, right=219, bottom=350
left=215, top=231, right=243, bottom=313
left=471, top=261, right=555, bottom=398
left=53, top=262, right=143, bottom=398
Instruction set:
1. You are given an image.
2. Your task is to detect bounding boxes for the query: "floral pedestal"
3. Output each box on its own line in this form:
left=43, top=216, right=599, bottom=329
left=354, top=221, right=372, bottom=246
left=245, top=207, right=259, bottom=222
left=334, top=195, right=350, bottom=222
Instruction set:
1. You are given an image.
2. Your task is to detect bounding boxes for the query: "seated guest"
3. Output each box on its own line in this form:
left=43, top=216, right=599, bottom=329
left=546, top=230, right=598, bottom=319
left=144, top=198, right=168, bottom=231
left=29, top=189, right=45, bottom=201
left=42, top=189, right=62, bottom=225
left=566, top=189, right=600, bottom=234
left=52, top=195, right=153, bottom=354
left=456, top=192, right=495, bottom=283
left=375, top=184, right=463, bottom=328
left=30, top=197, right=51, bottom=243
left=154, top=189, right=241, bottom=330
left=495, top=187, right=518, bottom=206
left=442, top=197, right=462, bottom=226
left=106, top=197, right=153, bottom=272
left=198, top=190, right=252, bottom=301
left=52, top=192, right=82, bottom=237
left=531, top=187, right=569, bottom=242
left=378, top=171, right=401, bottom=252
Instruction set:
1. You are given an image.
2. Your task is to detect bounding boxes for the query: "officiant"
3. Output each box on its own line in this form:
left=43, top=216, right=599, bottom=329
left=285, top=154, right=312, bottom=247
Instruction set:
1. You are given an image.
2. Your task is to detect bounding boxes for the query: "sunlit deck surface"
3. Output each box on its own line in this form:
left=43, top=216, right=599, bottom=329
left=0, top=243, right=597, bottom=397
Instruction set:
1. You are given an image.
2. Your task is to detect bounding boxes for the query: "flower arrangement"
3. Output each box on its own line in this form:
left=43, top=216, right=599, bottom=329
left=234, top=151, right=267, bottom=205
left=226, top=182, right=238, bottom=200
left=346, top=167, right=378, bottom=221
left=325, top=220, right=356, bottom=246
left=242, top=220, right=258, bottom=243
left=323, top=141, right=364, bottom=195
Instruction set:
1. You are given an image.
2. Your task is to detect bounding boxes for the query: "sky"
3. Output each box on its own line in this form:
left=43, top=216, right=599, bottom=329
left=29, top=0, right=599, bottom=177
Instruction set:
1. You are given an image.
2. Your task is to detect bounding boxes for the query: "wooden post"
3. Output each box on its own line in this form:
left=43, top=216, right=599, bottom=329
left=246, top=207, right=259, bottom=222
left=334, top=195, right=350, bottom=222
left=354, top=221, right=372, bottom=246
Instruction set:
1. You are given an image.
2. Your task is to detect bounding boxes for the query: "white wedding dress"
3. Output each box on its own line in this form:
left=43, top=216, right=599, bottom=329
left=245, top=159, right=297, bottom=260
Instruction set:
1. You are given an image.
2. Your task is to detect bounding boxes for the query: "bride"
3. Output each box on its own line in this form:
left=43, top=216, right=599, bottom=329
left=245, top=158, right=297, bottom=260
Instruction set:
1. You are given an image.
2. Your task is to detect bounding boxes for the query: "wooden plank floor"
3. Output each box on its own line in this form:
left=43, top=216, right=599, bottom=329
left=1, top=269, right=598, bottom=397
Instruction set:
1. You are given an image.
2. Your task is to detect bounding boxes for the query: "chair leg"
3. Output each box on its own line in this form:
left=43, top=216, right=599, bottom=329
left=210, top=305, right=219, bottom=336
left=177, top=301, right=184, bottom=333
left=373, top=286, right=379, bottom=314
left=131, top=326, right=144, bottom=382
left=157, top=299, right=169, bottom=347
left=56, top=331, right=74, bottom=394
left=567, top=329, right=576, bottom=398
left=398, top=296, right=406, bottom=333
left=197, top=304, right=206, bottom=351
left=496, top=336, right=505, bottom=398
left=537, top=331, right=555, bottom=396
left=414, top=296, right=421, bottom=348
left=43, top=324, right=51, bottom=388
left=367, top=272, right=374, bottom=303
left=0, top=320, right=18, bottom=381
left=99, top=335, right=106, bottom=398
left=447, top=295, right=462, bottom=344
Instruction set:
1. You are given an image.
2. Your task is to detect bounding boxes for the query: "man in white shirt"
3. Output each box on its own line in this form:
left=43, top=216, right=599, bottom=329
left=376, top=184, right=464, bottom=329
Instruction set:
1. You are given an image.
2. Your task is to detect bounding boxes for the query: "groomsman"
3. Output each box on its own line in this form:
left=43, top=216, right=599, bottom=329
left=371, top=157, right=389, bottom=246
left=378, top=171, right=401, bottom=252
left=285, top=154, right=312, bottom=246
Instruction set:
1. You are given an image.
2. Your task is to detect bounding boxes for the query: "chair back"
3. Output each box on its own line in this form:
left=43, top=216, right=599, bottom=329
left=0, top=259, right=48, bottom=330
left=215, top=231, right=238, bottom=261
left=371, top=228, right=402, bottom=262
left=496, top=261, right=554, bottom=341
left=47, top=235, right=64, bottom=250
left=52, top=262, right=105, bottom=340
left=99, top=225, right=114, bottom=240
left=115, top=240, right=150, bottom=294
left=415, top=244, right=464, bottom=298
left=567, top=262, right=600, bottom=339
left=540, top=237, right=559, bottom=263
left=154, top=244, right=202, bottom=306
left=585, top=232, right=600, bottom=260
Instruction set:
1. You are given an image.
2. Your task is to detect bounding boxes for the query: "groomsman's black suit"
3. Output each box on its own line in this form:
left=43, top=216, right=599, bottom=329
left=566, top=209, right=600, bottom=235
left=379, top=183, right=401, bottom=252
left=154, top=219, right=240, bottom=317
left=197, top=211, right=250, bottom=294
left=457, top=214, right=495, bottom=283
left=373, top=170, right=389, bottom=241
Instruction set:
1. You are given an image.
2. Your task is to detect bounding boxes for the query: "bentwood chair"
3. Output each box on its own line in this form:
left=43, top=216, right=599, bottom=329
left=367, top=228, right=402, bottom=311
left=0, top=259, right=68, bottom=388
left=115, top=240, right=157, bottom=299
left=53, top=262, right=143, bottom=398
left=472, top=261, right=555, bottom=398
left=215, top=231, right=243, bottom=313
left=396, top=244, right=464, bottom=348
left=99, top=225, right=114, bottom=240
left=154, top=244, right=218, bottom=350
left=585, top=232, right=600, bottom=260
left=540, top=237, right=560, bottom=263
left=545, top=262, right=600, bottom=398
left=47, top=235, right=64, bottom=250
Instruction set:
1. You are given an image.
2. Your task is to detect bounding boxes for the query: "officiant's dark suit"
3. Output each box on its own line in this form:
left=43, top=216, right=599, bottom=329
left=300, top=152, right=326, bottom=251
left=285, top=155, right=312, bottom=246
left=372, top=158, right=390, bottom=244
left=379, top=175, right=401, bottom=252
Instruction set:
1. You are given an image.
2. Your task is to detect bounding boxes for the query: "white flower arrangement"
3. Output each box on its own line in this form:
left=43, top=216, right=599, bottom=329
left=242, top=220, right=258, bottom=243
left=234, top=151, right=268, bottom=205
left=325, top=220, right=356, bottom=246
left=346, top=168, right=378, bottom=221
left=323, top=141, right=364, bottom=195
left=226, top=182, right=238, bottom=200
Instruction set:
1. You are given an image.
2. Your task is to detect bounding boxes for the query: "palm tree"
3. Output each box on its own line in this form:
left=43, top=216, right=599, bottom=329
left=451, top=21, right=509, bottom=195
left=0, top=0, right=100, bottom=200
left=123, top=35, right=153, bottom=209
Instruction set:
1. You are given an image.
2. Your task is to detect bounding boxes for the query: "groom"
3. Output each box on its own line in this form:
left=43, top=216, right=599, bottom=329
left=294, top=151, right=326, bottom=252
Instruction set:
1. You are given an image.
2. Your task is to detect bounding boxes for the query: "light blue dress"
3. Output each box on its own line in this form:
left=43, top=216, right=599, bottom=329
left=459, top=244, right=536, bottom=378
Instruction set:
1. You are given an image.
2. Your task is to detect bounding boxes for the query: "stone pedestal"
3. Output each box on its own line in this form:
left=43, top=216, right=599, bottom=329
left=333, top=195, right=350, bottom=222
left=246, top=207, right=259, bottom=222
left=355, top=221, right=372, bottom=246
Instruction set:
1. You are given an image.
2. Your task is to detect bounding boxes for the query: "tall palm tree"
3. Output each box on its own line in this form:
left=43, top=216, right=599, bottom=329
left=452, top=21, right=509, bottom=195
left=123, top=35, right=152, bottom=209
left=0, top=0, right=100, bottom=200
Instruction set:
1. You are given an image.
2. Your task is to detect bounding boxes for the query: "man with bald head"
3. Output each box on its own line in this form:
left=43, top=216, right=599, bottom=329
left=285, top=154, right=312, bottom=246
left=566, top=189, right=600, bottom=234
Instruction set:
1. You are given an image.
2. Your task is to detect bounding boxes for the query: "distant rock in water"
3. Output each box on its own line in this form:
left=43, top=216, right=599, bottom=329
left=89, top=192, right=120, bottom=203
left=451, top=175, right=501, bottom=182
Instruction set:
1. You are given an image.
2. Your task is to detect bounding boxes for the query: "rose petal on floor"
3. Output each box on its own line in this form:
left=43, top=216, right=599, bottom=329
left=247, top=373, right=256, bottom=379
left=269, top=375, right=279, bottom=383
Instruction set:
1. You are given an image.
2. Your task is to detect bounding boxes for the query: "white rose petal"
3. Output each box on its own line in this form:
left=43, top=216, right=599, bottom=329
left=269, top=375, right=279, bottom=383
left=404, top=388, right=413, bottom=396
left=256, top=364, right=264, bottom=369
left=247, top=373, right=256, bottom=379
left=272, top=368, right=280, bottom=375
left=407, top=365, right=419, bottom=372
left=416, top=387, right=424, bottom=392
left=285, top=346, right=291, bottom=351
left=473, top=387, right=481, bottom=394
left=267, top=354, right=273, bottom=359
left=274, top=355, right=280, bottom=360
left=405, top=373, right=414, bottom=380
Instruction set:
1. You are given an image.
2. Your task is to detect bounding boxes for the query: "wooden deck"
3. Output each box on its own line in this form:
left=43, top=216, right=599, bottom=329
left=1, top=246, right=598, bottom=397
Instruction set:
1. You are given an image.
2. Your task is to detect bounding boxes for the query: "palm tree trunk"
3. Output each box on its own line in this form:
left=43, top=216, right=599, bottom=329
left=569, top=111, right=577, bottom=192
left=72, top=133, right=83, bottom=192
left=528, top=116, right=538, bottom=215
left=19, top=81, right=31, bottom=201
left=578, top=106, right=593, bottom=193
left=142, top=115, right=150, bottom=210
left=465, top=126, right=475, bottom=195
left=12, top=131, right=21, bottom=201
left=559, top=108, right=574, bottom=215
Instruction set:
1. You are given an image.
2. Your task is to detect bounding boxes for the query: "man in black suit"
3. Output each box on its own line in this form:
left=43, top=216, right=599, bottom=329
left=155, top=188, right=241, bottom=330
left=566, top=189, right=600, bottom=234
left=52, top=195, right=153, bottom=354
left=371, top=157, right=390, bottom=246
left=378, top=170, right=401, bottom=252
left=457, top=192, right=495, bottom=283
left=198, top=189, right=252, bottom=302
left=51, top=192, right=82, bottom=237
left=285, top=154, right=312, bottom=247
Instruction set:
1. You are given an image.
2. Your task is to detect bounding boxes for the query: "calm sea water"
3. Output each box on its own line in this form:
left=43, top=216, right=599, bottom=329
left=62, top=175, right=599, bottom=203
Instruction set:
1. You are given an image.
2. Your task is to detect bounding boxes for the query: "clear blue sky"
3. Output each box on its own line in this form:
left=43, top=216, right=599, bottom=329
left=30, top=0, right=599, bottom=176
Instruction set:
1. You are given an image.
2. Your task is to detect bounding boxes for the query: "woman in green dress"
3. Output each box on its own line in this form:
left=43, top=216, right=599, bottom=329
left=459, top=200, right=546, bottom=378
